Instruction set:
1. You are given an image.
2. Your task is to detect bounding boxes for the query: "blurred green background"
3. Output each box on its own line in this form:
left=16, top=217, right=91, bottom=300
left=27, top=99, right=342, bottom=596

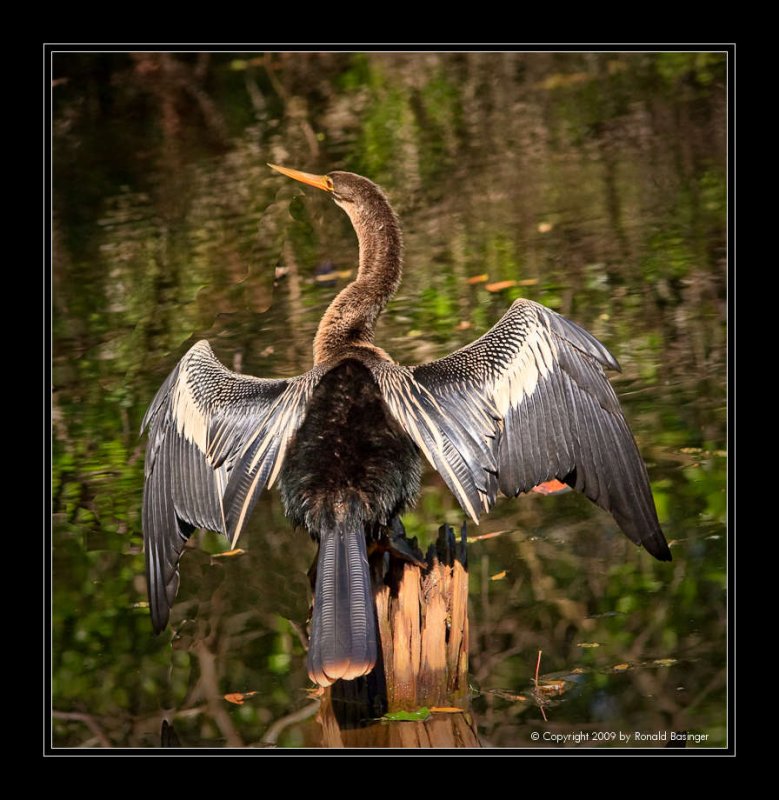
left=52, top=51, right=726, bottom=748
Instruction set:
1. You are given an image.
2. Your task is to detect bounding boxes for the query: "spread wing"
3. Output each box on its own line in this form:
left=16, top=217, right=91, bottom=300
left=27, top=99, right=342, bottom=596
left=375, top=299, right=670, bottom=561
left=141, top=340, right=322, bottom=632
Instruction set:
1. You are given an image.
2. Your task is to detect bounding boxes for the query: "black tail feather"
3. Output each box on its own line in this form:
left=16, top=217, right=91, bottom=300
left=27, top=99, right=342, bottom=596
left=307, top=524, right=377, bottom=687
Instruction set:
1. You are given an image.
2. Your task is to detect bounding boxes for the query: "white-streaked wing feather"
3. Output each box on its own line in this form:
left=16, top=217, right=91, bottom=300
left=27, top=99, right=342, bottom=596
left=380, top=299, right=670, bottom=561
left=141, top=340, right=322, bottom=632
left=372, top=363, right=498, bottom=523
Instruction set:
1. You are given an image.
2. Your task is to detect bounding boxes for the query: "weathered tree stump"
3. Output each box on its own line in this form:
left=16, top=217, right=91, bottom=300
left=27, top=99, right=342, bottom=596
left=313, top=522, right=478, bottom=746
left=374, top=522, right=469, bottom=710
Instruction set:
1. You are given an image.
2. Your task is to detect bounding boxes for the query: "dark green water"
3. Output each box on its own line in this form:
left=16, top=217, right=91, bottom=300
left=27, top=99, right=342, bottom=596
left=52, top=52, right=727, bottom=749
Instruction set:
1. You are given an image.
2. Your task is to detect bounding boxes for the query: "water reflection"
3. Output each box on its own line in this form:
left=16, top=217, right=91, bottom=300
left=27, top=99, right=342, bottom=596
left=52, top=52, right=726, bottom=749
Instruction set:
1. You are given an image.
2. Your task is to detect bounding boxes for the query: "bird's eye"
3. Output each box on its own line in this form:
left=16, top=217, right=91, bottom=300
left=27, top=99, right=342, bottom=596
left=325, top=176, right=334, bottom=191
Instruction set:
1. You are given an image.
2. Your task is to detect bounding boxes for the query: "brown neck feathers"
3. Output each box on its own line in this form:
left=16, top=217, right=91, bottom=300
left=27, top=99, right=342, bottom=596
left=313, top=187, right=403, bottom=364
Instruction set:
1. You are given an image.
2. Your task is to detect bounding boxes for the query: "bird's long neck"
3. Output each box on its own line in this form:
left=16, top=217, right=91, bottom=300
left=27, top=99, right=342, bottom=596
left=313, top=195, right=403, bottom=364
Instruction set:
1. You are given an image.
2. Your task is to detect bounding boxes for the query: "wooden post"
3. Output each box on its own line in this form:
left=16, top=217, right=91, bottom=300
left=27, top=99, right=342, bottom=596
left=316, top=522, right=478, bottom=746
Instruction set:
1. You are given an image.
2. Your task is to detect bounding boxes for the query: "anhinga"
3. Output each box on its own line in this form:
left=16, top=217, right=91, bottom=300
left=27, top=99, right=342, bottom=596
left=142, top=164, right=671, bottom=687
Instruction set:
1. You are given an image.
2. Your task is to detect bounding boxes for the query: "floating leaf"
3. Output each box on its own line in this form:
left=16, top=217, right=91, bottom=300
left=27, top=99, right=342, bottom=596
left=466, top=274, right=489, bottom=285
left=490, top=570, right=508, bottom=581
left=315, top=269, right=353, bottom=282
left=653, top=658, right=678, bottom=668
left=467, top=529, right=510, bottom=543
left=383, top=707, right=431, bottom=721
left=211, top=548, right=246, bottom=559
left=537, top=222, right=553, bottom=233
left=518, top=278, right=539, bottom=286
left=485, top=280, right=517, bottom=292
left=612, top=663, right=631, bottom=672
left=455, top=320, right=473, bottom=331
left=430, top=707, right=465, bottom=714
left=224, top=691, right=257, bottom=705
left=577, top=642, right=601, bottom=649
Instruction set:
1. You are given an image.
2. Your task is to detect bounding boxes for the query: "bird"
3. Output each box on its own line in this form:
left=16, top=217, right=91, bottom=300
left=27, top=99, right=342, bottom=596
left=141, top=163, right=671, bottom=687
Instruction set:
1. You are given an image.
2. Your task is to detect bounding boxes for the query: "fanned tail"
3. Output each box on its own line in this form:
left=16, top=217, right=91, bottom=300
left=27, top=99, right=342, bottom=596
left=307, top=524, right=377, bottom=687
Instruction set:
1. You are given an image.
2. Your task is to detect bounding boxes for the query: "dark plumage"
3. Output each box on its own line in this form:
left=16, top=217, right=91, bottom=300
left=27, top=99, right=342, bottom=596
left=141, top=164, right=670, bottom=688
left=279, top=360, right=419, bottom=682
left=279, top=360, right=420, bottom=534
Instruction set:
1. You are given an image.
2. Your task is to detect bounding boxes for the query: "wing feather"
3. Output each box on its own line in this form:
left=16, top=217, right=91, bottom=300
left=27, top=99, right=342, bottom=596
left=141, top=340, right=321, bottom=632
left=375, top=299, right=670, bottom=561
left=372, top=364, right=497, bottom=521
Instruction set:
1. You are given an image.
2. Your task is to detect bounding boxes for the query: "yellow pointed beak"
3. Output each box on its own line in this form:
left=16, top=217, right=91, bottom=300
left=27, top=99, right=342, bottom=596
left=268, top=163, right=333, bottom=192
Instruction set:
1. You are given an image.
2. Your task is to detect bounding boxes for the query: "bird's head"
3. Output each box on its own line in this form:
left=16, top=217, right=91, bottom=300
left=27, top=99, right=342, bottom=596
left=268, top=164, right=391, bottom=225
left=268, top=163, right=403, bottom=362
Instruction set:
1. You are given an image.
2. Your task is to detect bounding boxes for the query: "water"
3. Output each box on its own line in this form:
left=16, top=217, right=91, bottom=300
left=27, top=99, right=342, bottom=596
left=52, top=52, right=727, bottom=749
